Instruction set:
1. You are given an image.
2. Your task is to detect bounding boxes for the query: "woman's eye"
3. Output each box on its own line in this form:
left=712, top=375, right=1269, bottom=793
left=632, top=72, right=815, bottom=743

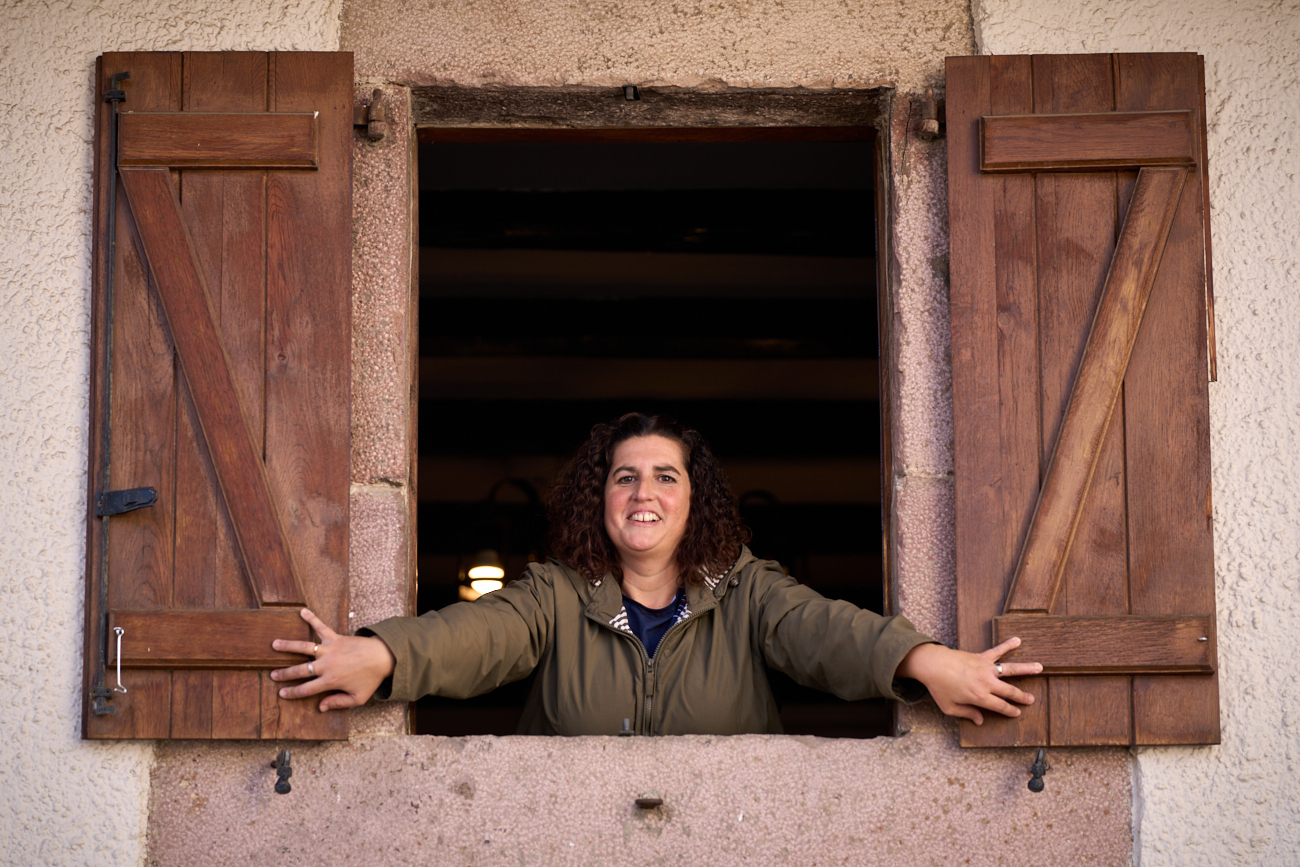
left=658, top=474, right=676, bottom=483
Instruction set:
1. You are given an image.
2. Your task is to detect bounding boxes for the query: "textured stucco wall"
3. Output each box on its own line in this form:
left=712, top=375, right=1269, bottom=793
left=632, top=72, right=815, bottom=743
left=343, top=0, right=974, bottom=91
left=0, top=3, right=342, bottom=865
left=975, top=2, right=1300, bottom=865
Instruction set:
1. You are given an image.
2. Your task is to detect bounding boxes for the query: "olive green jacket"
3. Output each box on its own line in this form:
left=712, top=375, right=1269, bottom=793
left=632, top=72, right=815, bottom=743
left=363, top=546, right=935, bottom=735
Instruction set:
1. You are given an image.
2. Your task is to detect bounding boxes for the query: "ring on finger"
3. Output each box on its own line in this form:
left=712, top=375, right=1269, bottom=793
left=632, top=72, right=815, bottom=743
left=313, top=644, right=320, bottom=656
left=307, top=662, right=316, bottom=677
left=995, top=663, right=1004, bottom=676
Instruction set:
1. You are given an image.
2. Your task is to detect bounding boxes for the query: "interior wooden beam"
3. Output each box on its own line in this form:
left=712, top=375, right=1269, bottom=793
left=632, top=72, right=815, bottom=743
left=419, top=357, right=879, bottom=400
left=992, top=615, right=1214, bottom=675
left=119, top=111, right=318, bottom=167
left=980, top=110, right=1195, bottom=172
left=419, top=249, right=874, bottom=298
left=109, top=610, right=312, bottom=669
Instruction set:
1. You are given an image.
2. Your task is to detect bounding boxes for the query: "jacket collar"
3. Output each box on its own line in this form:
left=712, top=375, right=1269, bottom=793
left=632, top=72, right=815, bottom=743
left=567, top=545, right=757, bottom=627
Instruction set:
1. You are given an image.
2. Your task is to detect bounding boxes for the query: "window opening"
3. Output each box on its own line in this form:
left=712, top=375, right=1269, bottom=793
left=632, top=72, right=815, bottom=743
left=416, top=129, right=886, bottom=737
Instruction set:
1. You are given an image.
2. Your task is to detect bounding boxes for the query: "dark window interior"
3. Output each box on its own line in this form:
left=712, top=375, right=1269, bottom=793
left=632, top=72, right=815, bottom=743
left=415, top=130, right=888, bottom=737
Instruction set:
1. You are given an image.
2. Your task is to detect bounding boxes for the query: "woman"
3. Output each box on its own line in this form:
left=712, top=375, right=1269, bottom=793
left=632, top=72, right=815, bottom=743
left=271, top=413, right=1040, bottom=734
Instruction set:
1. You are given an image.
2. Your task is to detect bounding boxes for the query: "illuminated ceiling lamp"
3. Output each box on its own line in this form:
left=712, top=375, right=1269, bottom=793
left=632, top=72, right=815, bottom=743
left=461, top=549, right=505, bottom=600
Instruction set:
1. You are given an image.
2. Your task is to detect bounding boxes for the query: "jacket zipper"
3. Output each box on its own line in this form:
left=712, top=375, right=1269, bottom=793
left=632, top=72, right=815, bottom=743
left=598, top=559, right=743, bottom=736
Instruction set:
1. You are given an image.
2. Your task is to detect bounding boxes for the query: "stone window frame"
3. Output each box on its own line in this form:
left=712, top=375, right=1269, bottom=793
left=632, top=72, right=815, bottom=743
left=352, top=84, right=909, bottom=735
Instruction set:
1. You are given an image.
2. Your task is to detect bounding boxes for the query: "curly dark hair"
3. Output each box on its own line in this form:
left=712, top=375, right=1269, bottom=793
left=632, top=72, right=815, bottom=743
left=547, top=413, right=751, bottom=585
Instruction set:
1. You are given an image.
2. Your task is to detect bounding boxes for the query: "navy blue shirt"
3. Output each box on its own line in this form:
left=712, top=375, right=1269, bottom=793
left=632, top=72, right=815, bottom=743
left=622, top=588, right=686, bottom=658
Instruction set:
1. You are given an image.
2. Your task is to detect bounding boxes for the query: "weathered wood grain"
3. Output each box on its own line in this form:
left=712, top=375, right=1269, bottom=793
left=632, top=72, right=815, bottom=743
left=176, top=51, right=269, bottom=737
left=261, top=50, right=352, bottom=741
left=86, top=51, right=182, bottom=740
left=86, top=52, right=352, bottom=739
left=109, top=610, right=312, bottom=667
left=981, top=110, right=1195, bottom=172
left=950, top=55, right=1050, bottom=747
left=950, top=53, right=1218, bottom=747
left=412, top=86, right=886, bottom=130
left=120, top=166, right=307, bottom=608
left=1032, top=52, right=1133, bottom=747
left=1005, top=167, right=1186, bottom=615
left=992, top=615, right=1214, bottom=674
left=1116, top=53, right=1220, bottom=746
left=119, top=111, right=318, bottom=167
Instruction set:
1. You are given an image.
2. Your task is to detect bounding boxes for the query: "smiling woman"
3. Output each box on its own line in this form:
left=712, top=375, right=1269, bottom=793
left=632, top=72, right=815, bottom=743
left=270, top=413, right=1043, bottom=735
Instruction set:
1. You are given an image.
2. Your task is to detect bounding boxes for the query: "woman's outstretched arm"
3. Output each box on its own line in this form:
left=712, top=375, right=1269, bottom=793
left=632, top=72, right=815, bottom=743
left=270, top=608, right=396, bottom=712
left=897, top=636, right=1042, bottom=724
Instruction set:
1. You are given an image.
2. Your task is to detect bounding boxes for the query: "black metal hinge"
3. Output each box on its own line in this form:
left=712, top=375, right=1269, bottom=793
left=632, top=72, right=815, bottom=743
left=96, top=487, right=158, bottom=517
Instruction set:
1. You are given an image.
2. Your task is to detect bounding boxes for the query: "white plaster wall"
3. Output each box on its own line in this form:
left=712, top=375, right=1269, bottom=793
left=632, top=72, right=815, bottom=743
left=975, top=2, right=1300, bottom=865
left=0, top=3, right=343, bottom=864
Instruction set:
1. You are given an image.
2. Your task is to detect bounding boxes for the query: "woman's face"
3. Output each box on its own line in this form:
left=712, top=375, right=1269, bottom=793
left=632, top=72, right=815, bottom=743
left=603, top=435, right=692, bottom=568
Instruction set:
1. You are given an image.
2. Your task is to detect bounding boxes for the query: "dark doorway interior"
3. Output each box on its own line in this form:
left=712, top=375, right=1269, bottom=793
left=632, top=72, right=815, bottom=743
left=415, top=129, right=888, bottom=737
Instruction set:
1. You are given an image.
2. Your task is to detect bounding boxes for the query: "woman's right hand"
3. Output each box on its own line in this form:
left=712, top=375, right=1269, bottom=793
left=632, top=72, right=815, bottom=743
left=270, top=608, right=396, bottom=712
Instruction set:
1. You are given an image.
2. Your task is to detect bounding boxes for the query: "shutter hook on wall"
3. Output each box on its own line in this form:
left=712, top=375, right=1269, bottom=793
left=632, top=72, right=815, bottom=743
left=1028, top=748, right=1050, bottom=792
left=271, top=750, right=293, bottom=795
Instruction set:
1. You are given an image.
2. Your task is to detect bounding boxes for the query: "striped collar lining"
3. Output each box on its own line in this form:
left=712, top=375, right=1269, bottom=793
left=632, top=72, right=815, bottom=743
left=609, top=593, right=692, bottom=635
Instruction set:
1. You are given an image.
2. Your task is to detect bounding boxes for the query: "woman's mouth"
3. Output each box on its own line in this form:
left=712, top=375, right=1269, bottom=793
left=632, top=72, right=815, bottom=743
left=629, top=512, right=660, bottom=523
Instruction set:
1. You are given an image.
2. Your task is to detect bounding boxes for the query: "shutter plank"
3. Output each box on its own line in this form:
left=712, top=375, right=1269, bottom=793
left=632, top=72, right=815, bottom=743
left=992, top=615, right=1213, bottom=674
left=981, top=111, right=1196, bottom=172
left=1032, top=53, right=1134, bottom=747
left=119, top=166, right=307, bottom=608
left=1116, top=54, right=1220, bottom=745
left=170, top=672, right=214, bottom=738
left=211, top=672, right=263, bottom=739
left=980, top=54, right=1050, bottom=746
left=949, top=55, right=1022, bottom=747
left=119, top=111, right=318, bottom=167
left=262, top=51, right=353, bottom=740
left=87, top=52, right=183, bottom=740
left=109, top=610, right=312, bottom=667
left=177, top=51, right=270, bottom=737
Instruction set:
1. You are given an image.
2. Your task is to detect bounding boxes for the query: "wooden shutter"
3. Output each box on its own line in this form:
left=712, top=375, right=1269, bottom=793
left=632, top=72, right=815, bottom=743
left=82, top=52, right=353, bottom=740
left=948, top=54, right=1219, bottom=747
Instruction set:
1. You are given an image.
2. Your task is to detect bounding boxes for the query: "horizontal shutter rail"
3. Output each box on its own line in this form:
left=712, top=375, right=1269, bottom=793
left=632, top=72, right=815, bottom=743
left=992, top=615, right=1214, bottom=675
left=119, top=166, right=307, bottom=607
left=119, top=111, right=319, bottom=168
left=108, top=610, right=312, bottom=669
left=1004, top=167, right=1187, bottom=614
left=980, top=110, right=1196, bottom=172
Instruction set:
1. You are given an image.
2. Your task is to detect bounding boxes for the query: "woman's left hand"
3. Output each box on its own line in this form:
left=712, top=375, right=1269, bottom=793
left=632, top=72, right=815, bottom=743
left=896, top=636, right=1043, bottom=725
left=270, top=608, right=396, bottom=712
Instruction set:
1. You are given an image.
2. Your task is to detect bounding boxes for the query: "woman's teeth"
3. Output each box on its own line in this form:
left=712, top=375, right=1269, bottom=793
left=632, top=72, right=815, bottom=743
left=630, top=513, right=660, bottom=522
